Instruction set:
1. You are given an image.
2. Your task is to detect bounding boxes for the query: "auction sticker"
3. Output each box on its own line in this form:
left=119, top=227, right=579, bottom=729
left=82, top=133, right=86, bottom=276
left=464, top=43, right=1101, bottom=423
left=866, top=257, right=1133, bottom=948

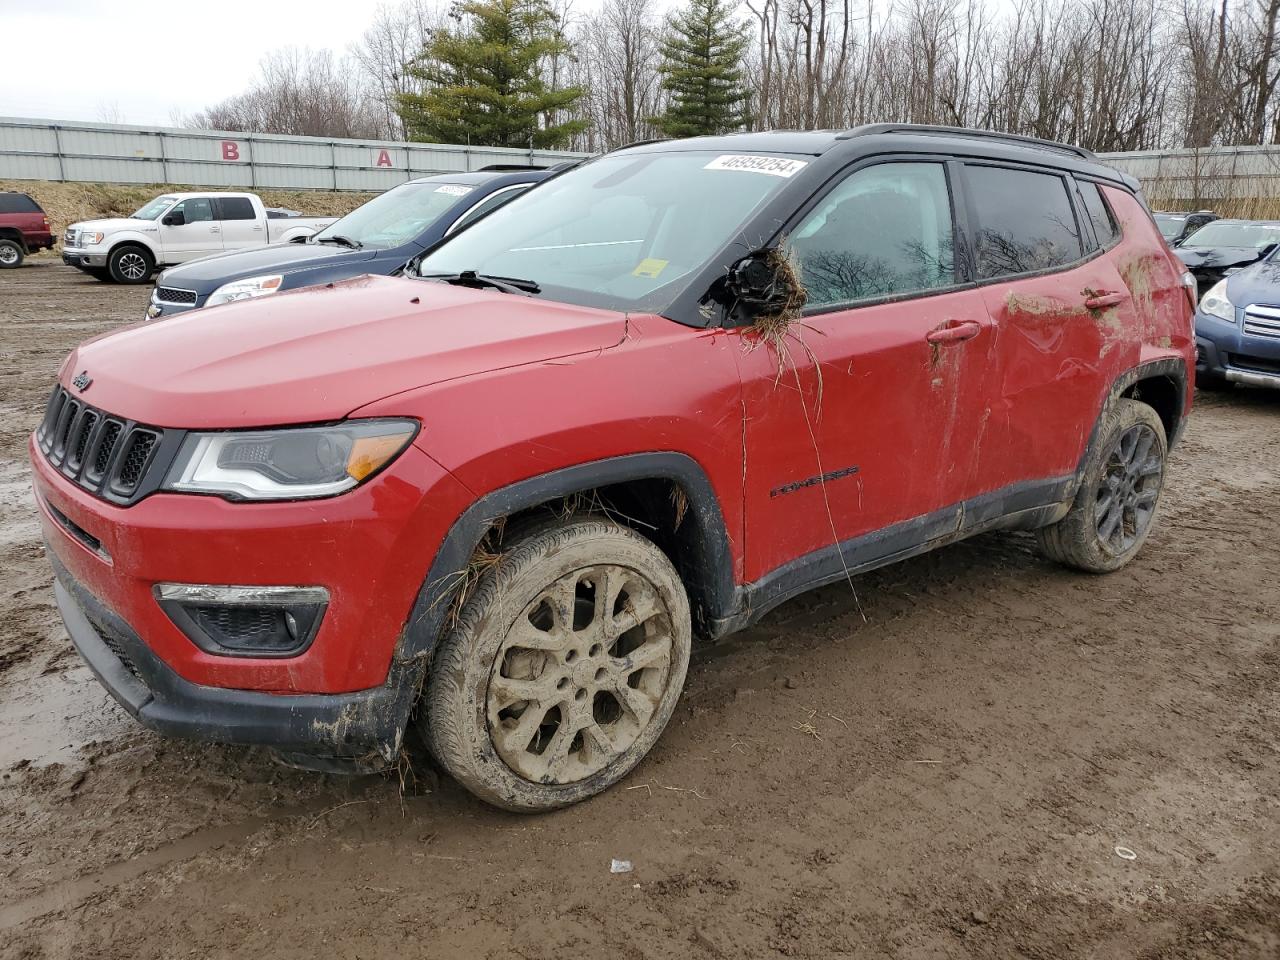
left=704, top=155, right=808, bottom=177
left=435, top=184, right=474, bottom=196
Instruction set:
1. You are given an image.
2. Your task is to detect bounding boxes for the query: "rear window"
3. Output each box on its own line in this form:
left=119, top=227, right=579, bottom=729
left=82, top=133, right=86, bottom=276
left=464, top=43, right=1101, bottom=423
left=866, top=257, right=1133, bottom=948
left=1080, top=182, right=1119, bottom=247
left=218, top=197, right=256, bottom=221
left=0, top=193, right=41, bottom=214
left=966, top=165, right=1083, bottom=279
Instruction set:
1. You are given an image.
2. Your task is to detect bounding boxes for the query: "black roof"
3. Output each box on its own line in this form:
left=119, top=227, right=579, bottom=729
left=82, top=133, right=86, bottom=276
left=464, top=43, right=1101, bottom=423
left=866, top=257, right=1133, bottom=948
left=406, top=168, right=554, bottom=187
left=621, top=124, right=1135, bottom=188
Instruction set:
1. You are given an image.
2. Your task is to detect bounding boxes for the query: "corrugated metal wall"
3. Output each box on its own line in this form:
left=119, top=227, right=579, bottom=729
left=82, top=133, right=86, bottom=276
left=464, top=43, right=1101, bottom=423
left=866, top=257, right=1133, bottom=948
left=1098, top=145, right=1280, bottom=201
left=0, top=117, right=589, bottom=191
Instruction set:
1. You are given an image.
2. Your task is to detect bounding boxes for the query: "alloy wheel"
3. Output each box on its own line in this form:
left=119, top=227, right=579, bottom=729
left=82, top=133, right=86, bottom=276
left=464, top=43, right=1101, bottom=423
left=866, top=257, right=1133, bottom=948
left=0, top=245, right=18, bottom=266
left=1095, top=422, right=1163, bottom=555
left=487, top=564, right=676, bottom=784
left=118, top=252, right=147, bottom=281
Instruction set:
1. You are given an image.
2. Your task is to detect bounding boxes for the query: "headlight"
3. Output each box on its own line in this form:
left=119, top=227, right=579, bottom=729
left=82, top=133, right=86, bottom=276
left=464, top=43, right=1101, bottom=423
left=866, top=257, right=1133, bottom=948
left=80, top=231, right=104, bottom=245
left=163, top=420, right=418, bottom=501
left=1198, top=279, right=1234, bottom=323
left=206, top=274, right=284, bottom=307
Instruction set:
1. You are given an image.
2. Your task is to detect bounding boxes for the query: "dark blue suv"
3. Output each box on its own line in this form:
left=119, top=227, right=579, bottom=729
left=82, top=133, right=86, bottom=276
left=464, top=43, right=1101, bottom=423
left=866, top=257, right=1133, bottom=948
left=1194, top=251, right=1280, bottom=391
left=146, top=167, right=559, bottom=320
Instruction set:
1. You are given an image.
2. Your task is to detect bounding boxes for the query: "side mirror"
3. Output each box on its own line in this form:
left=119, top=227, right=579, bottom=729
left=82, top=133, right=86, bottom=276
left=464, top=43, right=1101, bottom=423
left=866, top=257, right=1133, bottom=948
left=162, top=211, right=185, bottom=226
left=725, top=251, right=807, bottom=315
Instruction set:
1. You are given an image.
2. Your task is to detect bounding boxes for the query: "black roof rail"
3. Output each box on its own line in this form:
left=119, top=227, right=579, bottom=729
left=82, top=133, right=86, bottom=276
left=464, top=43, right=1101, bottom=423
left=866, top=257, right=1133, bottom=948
left=837, top=124, right=1095, bottom=160
left=476, top=163, right=547, bottom=172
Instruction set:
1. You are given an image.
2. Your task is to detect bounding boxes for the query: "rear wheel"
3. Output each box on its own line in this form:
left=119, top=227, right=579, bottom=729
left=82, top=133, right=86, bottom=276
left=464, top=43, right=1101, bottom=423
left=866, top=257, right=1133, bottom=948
left=421, top=518, right=692, bottom=812
left=0, top=239, right=23, bottom=269
left=107, top=244, right=153, bottom=284
left=1036, top=398, right=1167, bottom=573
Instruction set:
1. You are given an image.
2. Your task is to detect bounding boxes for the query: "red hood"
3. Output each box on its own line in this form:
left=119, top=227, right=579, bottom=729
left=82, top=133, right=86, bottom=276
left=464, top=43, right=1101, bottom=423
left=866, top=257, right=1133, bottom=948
left=61, top=275, right=627, bottom=429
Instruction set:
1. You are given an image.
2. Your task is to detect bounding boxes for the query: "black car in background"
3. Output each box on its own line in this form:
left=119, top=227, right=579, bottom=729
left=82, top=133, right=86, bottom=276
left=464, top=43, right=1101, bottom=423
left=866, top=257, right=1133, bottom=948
left=1174, top=218, right=1280, bottom=295
left=146, top=166, right=561, bottom=319
left=1153, top=209, right=1219, bottom=246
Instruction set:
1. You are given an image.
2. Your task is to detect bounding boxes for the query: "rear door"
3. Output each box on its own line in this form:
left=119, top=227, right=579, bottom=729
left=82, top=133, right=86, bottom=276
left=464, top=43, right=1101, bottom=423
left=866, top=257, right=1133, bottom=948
left=159, top=197, right=224, bottom=262
left=734, top=159, right=996, bottom=585
left=962, top=163, right=1139, bottom=495
left=214, top=196, right=263, bottom=250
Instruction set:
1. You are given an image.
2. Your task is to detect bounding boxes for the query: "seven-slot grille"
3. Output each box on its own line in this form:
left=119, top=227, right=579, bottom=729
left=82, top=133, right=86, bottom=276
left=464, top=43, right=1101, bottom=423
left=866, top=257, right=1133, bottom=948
left=37, top=386, right=166, bottom=505
left=156, top=286, right=198, bottom=305
left=1243, top=304, right=1280, bottom=340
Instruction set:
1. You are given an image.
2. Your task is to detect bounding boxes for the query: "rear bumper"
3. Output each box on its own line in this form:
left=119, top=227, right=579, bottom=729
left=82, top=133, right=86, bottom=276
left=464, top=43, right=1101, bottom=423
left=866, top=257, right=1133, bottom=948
left=49, top=549, right=420, bottom=760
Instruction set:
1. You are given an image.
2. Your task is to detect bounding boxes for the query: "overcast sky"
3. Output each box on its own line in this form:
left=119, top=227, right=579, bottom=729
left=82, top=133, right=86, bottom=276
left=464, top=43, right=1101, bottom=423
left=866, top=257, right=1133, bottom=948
left=2, top=0, right=434, bottom=126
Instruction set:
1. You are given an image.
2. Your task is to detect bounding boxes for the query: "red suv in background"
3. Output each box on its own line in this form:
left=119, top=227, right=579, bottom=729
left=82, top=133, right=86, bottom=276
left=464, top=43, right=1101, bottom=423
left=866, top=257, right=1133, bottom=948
left=0, top=191, right=55, bottom=268
left=30, top=126, right=1195, bottom=811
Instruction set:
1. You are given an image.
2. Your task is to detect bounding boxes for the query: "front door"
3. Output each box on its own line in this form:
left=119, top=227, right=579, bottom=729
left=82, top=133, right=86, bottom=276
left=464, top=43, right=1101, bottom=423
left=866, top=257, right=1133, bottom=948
left=733, top=160, right=995, bottom=589
left=158, top=197, right=223, bottom=262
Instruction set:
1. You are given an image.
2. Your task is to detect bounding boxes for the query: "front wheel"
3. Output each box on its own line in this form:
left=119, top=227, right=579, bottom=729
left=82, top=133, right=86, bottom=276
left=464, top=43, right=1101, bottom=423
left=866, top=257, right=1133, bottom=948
left=421, top=519, right=692, bottom=812
left=1036, top=398, right=1167, bottom=573
left=0, top=239, right=23, bottom=269
left=107, top=244, right=153, bottom=284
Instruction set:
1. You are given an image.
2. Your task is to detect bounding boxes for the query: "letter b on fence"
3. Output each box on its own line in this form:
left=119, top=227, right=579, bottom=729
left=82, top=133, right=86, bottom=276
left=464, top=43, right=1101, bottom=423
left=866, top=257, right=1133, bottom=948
left=221, top=141, right=241, bottom=161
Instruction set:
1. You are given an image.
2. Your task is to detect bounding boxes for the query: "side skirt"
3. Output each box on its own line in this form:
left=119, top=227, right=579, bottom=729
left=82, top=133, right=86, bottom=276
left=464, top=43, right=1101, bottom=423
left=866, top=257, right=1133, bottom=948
left=709, top=474, right=1073, bottom=637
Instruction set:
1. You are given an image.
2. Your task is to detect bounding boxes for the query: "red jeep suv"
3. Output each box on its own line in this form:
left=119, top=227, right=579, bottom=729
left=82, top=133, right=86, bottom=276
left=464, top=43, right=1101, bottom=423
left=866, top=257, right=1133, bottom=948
left=0, top=191, right=55, bottom=268
left=31, top=126, right=1195, bottom=811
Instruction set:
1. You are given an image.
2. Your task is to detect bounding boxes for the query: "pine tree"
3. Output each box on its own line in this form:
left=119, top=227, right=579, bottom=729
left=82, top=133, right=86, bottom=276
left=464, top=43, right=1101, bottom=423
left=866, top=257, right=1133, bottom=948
left=655, top=0, right=750, bottom=138
left=398, top=0, right=587, bottom=149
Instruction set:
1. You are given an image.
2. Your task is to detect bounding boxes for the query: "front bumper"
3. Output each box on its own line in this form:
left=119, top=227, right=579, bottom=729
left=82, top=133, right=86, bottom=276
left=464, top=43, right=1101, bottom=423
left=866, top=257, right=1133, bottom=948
left=62, top=247, right=108, bottom=268
left=49, top=549, right=421, bottom=761
left=31, top=431, right=469, bottom=694
left=1195, top=308, right=1280, bottom=388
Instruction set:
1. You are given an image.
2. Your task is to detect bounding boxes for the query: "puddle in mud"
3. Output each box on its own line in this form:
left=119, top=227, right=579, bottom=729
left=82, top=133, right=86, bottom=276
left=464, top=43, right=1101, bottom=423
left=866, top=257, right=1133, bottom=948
left=0, top=663, right=132, bottom=769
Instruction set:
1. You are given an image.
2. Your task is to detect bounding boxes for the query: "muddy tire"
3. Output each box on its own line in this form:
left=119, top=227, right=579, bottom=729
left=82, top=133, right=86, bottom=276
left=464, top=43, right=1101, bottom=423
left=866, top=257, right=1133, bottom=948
left=1036, top=398, right=1167, bottom=573
left=0, top=239, right=23, bottom=269
left=107, top=244, right=153, bottom=284
left=421, top=518, right=691, bottom=812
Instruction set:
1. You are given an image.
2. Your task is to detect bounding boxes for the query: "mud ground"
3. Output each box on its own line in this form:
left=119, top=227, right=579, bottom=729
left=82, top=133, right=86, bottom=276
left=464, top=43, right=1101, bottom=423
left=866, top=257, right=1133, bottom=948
left=1, top=258, right=1278, bottom=959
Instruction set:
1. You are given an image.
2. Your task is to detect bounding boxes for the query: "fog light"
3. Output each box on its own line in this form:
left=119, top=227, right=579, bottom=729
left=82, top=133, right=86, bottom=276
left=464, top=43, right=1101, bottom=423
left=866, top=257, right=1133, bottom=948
left=155, top=584, right=329, bottom=658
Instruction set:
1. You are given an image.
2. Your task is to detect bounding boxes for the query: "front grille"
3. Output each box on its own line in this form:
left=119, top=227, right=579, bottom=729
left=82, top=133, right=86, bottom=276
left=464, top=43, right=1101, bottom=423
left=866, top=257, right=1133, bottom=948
left=1243, top=304, right=1280, bottom=340
left=37, top=386, right=176, bottom=506
left=156, top=286, right=197, bottom=305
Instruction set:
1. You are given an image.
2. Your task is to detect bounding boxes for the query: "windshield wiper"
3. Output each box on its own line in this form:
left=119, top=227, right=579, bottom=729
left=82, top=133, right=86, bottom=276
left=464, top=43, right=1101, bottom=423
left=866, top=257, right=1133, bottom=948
left=421, top=270, right=541, bottom=295
left=315, top=235, right=362, bottom=249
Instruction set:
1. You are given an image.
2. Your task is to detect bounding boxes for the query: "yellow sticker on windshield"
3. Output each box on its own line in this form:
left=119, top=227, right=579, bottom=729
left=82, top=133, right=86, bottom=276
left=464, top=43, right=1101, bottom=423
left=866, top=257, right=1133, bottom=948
left=633, top=258, right=668, bottom=279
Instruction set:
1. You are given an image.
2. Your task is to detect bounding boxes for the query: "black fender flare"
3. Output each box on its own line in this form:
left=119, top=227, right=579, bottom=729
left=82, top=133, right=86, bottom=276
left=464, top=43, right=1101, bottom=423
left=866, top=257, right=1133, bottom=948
left=1071, top=356, right=1189, bottom=495
left=395, top=452, right=737, bottom=666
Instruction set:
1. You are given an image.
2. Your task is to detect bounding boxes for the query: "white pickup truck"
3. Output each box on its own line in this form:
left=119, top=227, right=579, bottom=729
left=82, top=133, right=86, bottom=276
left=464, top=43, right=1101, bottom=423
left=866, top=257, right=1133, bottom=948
left=61, top=192, right=338, bottom=284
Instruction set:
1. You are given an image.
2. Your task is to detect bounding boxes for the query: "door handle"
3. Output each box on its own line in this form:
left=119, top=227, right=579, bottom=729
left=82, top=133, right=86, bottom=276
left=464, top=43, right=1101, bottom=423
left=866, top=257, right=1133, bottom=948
left=926, top=320, right=982, bottom=344
left=1083, top=290, right=1128, bottom=309
left=210, top=226, right=221, bottom=233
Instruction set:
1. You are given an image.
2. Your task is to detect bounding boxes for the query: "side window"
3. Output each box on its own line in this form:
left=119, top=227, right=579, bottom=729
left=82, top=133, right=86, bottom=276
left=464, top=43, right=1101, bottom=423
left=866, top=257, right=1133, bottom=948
left=966, top=165, right=1083, bottom=278
left=218, top=196, right=256, bottom=221
left=451, top=185, right=531, bottom=233
left=173, top=198, right=214, bottom=224
left=787, top=162, right=955, bottom=307
left=1079, top=182, right=1119, bottom=247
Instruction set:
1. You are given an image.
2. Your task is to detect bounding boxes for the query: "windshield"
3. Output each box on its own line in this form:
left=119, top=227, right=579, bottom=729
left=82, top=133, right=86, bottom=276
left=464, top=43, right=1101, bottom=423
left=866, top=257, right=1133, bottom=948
left=416, top=151, right=808, bottom=313
left=1182, top=221, right=1280, bottom=249
left=1154, top=215, right=1184, bottom=240
left=132, top=196, right=177, bottom=220
left=313, top=181, right=475, bottom=249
